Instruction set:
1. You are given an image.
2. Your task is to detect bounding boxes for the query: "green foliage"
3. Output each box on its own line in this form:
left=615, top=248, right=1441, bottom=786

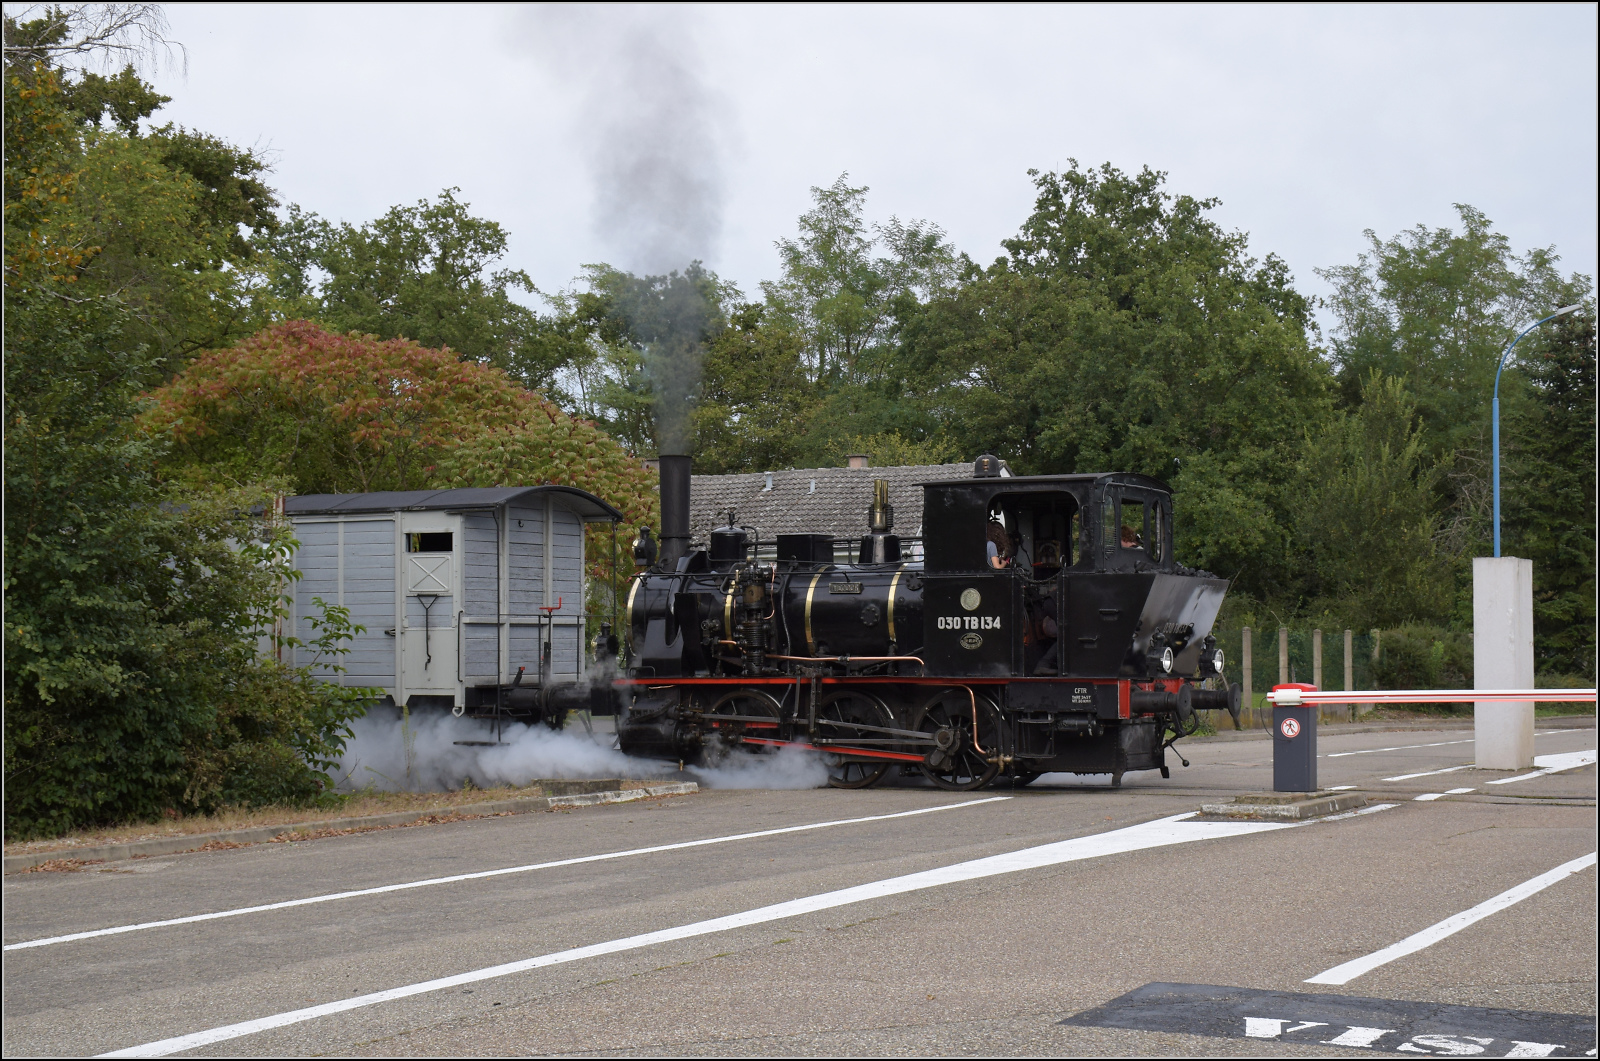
left=1371, top=626, right=1473, bottom=697
left=185, top=599, right=377, bottom=811
left=691, top=303, right=818, bottom=473
left=1502, top=306, right=1597, bottom=679
left=2, top=37, right=358, bottom=838
left=1295, top=374, right=1452, bottom=625
left=897, top=162, right=1330, bottom=594
left=143, top=320, right=658, bottom=597
left=1316, top=205, right=1572, bottom=460
left=258, top=190, right=563, bottom=390
left=761, top=172, right=959, bottom=386
left=549, top=262, right=738, bottom=456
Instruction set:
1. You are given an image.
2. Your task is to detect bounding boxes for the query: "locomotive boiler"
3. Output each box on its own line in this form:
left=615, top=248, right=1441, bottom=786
left=615, top=454, right=1242, bottom=790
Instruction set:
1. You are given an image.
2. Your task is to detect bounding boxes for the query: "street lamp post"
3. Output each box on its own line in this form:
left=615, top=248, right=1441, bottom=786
left=1492, top=304, right=1582, bottom=557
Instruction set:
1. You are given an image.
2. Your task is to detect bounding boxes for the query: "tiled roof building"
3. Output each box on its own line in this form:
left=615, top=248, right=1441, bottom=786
left=687, top=460, right=974, bottom=544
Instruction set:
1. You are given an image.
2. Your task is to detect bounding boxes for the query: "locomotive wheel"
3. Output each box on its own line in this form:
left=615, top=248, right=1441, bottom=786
left=704, top=688, right=783, bottom=763
left=815, top=690, right=894, bottom=789
left=912, top=688, right=1001, bottom=791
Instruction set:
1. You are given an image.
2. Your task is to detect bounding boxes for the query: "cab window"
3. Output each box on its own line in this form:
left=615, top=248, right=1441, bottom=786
left=988, top=492, right=1080, bottom=578
left=1118, top=497, right=1145, bottom=550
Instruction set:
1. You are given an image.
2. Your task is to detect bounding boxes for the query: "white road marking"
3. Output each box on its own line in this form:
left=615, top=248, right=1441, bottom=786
left=1328, top=785, right=1359, bottom=791
left=1444, top=788, right=1476, bottom=795
left=6, top=797, right=1010, bottom=952
left=1326, top=739, right=1474, bottom=759
left=1383, top=764, right=1473, bottom=782
left=1485, top=749, right=1597, bottom=786
left=1304, top=852, right=1597, bottom=986
left=1307, top=804, right=1398, bottom=824
left=99, top=811, right=1300, bottom=1057
left=1323, top=1026, right=1396, bottom=1047
left=1413, top=794, right=1445, bottom=801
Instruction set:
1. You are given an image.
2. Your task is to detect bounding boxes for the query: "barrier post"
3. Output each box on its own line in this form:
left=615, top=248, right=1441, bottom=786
left=1278, top=626, right=1288, bottom=685
left=1474, top=556, right=1535, bottom=769
left=1271, top=684, right=1319, bottom=791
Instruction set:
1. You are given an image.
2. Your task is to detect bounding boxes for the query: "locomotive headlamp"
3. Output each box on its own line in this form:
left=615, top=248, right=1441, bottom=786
left=1159, top=646, right=1174, bottom=674
left=1209, top=647, right=1225, bottom=675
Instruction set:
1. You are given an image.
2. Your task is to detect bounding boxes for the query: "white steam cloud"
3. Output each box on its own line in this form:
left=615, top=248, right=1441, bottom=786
left=336, top=707, right=826, bottom=793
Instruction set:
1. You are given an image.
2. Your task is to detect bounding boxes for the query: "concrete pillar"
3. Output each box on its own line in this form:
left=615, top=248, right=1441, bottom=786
left=1278, top=626, right=1289, bottom=685
left=1241, top=627, right=1253, bottom=726
left=1344, top=629, right=1355, bottom=719
left=1474, top=556, right=1535, bottom=770
left=1313, top=629, right=1324, bottom=721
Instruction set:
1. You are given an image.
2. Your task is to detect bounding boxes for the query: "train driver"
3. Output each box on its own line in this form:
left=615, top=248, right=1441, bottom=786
left=986, top=519, right=1013, bottom=569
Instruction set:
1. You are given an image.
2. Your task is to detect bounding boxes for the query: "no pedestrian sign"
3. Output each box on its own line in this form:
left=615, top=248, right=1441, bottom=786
left=1280, top=718, right=1301, bottom=739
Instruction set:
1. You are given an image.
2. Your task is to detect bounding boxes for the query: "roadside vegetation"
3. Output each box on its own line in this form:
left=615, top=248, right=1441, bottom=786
left=5, top=7, right=1593, bottom=839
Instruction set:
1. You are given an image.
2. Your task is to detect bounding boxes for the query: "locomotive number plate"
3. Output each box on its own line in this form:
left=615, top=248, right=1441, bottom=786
left=829, top=581, right=863, bottom=594
left=960, top=632, right=983, bottom=650
left=937, top=615, right=1002, bottom=630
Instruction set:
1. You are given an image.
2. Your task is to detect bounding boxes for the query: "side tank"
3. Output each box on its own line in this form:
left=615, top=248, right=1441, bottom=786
left=779, top=565, right=923, bottom=659
left=624, top=561, right=928, bottom=674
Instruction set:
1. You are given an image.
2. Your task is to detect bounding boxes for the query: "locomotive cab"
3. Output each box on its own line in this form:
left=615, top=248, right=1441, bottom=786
left=919, top=471, right=1220, bottom=681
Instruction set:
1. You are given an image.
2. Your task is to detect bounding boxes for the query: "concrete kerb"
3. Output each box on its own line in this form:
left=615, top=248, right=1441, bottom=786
left=3, top=782, right=699, bottom=874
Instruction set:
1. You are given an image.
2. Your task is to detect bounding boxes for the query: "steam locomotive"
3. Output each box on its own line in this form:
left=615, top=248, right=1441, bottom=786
left=615, top=454, right=1241, bottom=790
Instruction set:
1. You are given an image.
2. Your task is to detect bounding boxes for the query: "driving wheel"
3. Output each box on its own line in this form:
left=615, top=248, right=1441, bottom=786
left=815, top=690, right=895, bottom=789
left=912, top=688, right=1001, bottom=791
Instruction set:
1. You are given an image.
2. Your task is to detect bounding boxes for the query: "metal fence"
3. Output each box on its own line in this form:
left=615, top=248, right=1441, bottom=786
left=1213, top=627, right=1381, bottom=728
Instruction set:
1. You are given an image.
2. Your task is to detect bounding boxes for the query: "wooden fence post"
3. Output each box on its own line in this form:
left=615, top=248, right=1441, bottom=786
left=1241, top=626, right=1253, bottom=727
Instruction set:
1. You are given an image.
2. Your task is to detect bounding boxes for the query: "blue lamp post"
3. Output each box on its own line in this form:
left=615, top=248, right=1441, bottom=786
left=1492, top=304, right=1582, bottom=557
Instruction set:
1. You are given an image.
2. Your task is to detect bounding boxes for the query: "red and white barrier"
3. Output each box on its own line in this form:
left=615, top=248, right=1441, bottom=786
left=1267, top=685, right=1597, bottom=707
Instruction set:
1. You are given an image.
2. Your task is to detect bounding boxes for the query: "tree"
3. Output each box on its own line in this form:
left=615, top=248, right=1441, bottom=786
left=897, top=162, right=1331, bottom=594
left=4, top=19, right=361, bottom=837
left=690, top=302, right=818, bottom=473
left=260, top=190, right=567, bottom=392
left=543, top=262, right=738, bottom=457
left=1295, top=374, right=1452, bottom=626
left=141, top=321, right=658, bottom=591
left=1316, top=205, right=1576, bottom=462
left=1502, top=305, right=1597, bottom=679
left=762, top=172, right=958, bottom=387
left=6, top=7, right=279, bottom=375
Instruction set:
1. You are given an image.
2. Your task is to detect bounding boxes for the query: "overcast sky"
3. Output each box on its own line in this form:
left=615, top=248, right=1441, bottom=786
left=142, top=3, right=1597, bottom=324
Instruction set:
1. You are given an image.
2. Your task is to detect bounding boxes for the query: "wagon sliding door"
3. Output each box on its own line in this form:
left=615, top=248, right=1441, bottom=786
left=291, top=518, right=397, bottom=696
left=460, top=500, right=587, bottom=692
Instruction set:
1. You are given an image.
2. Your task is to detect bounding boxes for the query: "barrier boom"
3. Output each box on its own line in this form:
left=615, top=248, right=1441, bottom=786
left=1267, top=687, right=1597, bottom=707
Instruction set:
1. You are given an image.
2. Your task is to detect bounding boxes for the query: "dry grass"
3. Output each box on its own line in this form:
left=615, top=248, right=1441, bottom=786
left=3, top=778, right=666, bottom=858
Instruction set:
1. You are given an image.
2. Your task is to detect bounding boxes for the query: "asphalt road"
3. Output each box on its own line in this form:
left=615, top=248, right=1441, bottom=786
left=4, top=722, right=1595, bottom=1058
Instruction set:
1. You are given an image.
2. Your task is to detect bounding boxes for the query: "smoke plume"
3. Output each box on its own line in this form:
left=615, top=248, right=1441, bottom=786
left=524, top=6, right=726, bottom=275
left=523, top=7, right=726, bottom=455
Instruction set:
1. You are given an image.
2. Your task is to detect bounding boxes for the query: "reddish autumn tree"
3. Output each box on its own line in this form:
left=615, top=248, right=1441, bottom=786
left=142, top=320, right=657, bottom=585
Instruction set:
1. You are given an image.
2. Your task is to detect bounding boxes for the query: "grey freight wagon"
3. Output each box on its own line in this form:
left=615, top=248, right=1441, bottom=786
left=283, top=486, right=623, bottom=715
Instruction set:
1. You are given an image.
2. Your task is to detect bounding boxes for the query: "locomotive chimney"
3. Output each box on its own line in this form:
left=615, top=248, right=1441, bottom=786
left=658, top=453, right=692, bottom=569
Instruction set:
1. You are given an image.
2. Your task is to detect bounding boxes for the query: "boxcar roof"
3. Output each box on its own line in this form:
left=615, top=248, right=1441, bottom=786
left=285, top=485, right=623, bottom=521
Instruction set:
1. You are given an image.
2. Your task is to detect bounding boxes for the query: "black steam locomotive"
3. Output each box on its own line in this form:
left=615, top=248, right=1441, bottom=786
left=615, top=454, right=1241, bottom=790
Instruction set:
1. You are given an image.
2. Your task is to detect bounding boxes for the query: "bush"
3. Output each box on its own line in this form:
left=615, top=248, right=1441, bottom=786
left=182, top=600, right=375, bottom=812
left=1371, top=625, right=1473, bottom=710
